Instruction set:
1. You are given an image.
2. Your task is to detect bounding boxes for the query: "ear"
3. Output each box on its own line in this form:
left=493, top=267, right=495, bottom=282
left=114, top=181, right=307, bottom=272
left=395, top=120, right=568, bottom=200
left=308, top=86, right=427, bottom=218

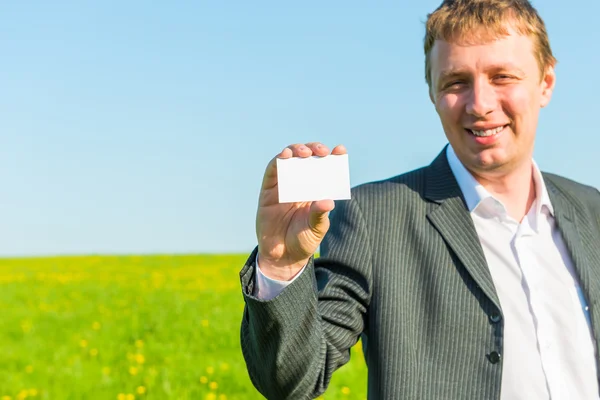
left=540, top=65, right=556, bottom=108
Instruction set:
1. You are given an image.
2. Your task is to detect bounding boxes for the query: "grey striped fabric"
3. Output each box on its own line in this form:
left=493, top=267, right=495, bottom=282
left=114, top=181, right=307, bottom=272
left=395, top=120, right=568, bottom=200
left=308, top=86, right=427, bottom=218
left=240, top=147, right=600, bottom=400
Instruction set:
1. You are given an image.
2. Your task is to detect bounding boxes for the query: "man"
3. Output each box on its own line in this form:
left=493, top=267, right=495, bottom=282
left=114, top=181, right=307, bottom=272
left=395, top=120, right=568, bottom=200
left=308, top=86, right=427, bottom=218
left=240, top=0, right=600, bottom=399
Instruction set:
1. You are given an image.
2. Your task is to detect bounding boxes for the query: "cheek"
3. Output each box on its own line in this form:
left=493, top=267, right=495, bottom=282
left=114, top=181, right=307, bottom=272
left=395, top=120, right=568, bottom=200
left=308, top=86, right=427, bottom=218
left=436, top=94, right=462, bottom=123
left=501, top=85, right=539, bottom=122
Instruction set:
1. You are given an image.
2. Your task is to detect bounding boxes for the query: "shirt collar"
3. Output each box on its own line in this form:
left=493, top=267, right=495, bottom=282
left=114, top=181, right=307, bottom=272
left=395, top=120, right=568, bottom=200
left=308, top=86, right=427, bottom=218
left=445, top=145, right=554, bottom=216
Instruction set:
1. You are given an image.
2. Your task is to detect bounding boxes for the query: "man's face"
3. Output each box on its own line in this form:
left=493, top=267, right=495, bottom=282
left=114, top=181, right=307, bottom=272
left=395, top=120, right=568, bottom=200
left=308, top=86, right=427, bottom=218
left=429, top=25, right=555, bottom=176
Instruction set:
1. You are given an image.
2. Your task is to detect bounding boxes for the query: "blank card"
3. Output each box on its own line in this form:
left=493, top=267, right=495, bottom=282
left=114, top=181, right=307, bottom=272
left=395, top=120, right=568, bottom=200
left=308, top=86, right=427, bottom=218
left=276, top=154, right=351, bottom=203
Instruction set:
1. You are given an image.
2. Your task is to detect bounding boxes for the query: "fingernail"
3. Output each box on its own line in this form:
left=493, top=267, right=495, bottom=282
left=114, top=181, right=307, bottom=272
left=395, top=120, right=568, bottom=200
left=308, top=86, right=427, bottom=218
left=299, top=146, right=307, bottom=150
left=316, top=144, right=322, bottom=149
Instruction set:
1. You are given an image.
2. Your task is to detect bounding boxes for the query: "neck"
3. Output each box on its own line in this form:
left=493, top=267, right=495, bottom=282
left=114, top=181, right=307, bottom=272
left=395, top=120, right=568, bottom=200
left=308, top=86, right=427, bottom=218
left=471, top=160, right=536, bottom=222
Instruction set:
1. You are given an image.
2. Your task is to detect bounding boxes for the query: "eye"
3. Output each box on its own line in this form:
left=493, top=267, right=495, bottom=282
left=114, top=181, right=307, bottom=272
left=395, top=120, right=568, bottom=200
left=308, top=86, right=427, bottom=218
left=493, top=74, right=515, bottom=82
left=444, top=80, right=466, bottom=90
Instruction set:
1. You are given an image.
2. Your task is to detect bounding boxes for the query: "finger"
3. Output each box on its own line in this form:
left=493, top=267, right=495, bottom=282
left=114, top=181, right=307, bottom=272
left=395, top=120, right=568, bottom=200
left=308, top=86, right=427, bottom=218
left=278, top=147, right=293, bottom=159
left=261, top=147, right=292, bottom=191
left=305, top=142, right=330, bottom=157
left=287, top=143, right=313, bottom=158
left=331, top=144, right=347, bottom=155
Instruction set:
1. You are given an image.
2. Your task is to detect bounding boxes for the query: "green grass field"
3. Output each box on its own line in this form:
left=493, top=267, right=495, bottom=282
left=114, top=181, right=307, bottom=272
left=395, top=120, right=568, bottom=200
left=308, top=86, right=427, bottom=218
left=0, top=255, right=367, bottom=399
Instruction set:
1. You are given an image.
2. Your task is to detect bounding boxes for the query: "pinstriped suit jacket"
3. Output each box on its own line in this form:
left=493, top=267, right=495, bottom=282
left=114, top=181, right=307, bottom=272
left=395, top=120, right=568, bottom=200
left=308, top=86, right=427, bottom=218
left=240, top=147, right=600, bottom=399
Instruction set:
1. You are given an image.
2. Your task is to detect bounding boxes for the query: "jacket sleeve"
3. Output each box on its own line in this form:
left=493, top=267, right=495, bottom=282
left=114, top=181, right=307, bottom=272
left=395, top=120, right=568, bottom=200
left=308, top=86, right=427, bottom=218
left=239, top=195, right=373, bottom=399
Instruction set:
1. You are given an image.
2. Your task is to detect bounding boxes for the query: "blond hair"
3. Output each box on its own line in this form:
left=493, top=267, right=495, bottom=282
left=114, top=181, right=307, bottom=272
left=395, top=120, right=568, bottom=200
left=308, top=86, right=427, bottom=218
left=424, top=0, right=557, bottom=88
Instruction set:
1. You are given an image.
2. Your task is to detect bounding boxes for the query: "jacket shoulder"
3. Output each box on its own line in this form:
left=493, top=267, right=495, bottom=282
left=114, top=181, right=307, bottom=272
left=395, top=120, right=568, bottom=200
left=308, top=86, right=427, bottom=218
left=350, top=166, right=429, bottom=203
left=543, top=172, right=598, bottom=196
left=543, top=172, right=600, bottom=213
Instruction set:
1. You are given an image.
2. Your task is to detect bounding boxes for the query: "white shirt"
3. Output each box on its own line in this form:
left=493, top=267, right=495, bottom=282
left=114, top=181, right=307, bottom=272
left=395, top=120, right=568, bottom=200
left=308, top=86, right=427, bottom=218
left=447, top=145, right=598, bottom=400
left=255, top=146, right=599, bottom=399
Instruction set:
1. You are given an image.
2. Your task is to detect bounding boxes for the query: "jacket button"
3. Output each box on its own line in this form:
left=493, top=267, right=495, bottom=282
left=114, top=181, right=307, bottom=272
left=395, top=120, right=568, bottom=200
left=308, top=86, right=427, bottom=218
left=489, top=312, right=502, bottom=323
left=489, top=351, right=501, bottom=364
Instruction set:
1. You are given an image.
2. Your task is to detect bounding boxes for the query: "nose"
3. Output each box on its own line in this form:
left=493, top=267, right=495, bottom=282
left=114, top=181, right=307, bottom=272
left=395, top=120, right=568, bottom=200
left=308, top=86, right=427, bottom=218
left=466, top=79, right=497, bottom=118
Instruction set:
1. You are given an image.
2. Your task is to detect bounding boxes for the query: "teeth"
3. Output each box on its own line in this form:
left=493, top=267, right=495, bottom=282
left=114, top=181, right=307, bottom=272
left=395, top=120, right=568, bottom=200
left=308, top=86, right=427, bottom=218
left=471, top=126, right=505, bottom=137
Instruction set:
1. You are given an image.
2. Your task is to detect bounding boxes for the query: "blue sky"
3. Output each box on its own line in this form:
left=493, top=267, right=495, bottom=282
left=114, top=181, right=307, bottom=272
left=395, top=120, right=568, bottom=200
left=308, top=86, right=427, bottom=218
left=2, top=1, right=599, bottom=256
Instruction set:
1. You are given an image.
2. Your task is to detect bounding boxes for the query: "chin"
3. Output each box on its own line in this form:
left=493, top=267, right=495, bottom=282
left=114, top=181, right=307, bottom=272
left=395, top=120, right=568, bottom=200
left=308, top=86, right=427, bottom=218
left=470, top=150, right=509, bottom=171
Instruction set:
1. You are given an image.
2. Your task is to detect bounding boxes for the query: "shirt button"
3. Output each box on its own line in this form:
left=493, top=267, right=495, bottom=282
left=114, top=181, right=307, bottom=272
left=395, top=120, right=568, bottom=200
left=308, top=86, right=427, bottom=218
left=488, top=351, right=501, bottom=364
left=489, top=312, right=502, bottom=324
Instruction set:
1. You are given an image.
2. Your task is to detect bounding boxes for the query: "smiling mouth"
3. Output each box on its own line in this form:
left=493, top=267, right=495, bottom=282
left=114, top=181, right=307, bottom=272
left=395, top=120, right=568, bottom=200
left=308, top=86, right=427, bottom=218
left=467, top=125, right=507, bottom=137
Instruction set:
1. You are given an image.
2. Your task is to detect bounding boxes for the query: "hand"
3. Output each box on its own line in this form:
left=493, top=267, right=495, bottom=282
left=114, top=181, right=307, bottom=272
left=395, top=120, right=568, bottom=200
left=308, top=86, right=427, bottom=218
left=255, top=142, right=347, bottom=281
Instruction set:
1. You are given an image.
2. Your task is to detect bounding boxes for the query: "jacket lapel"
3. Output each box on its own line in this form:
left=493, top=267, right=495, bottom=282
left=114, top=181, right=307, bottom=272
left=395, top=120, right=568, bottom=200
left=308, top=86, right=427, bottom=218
left=544, top=177, right=600, bottom=336
left=424, top=148, right=501, bottom=310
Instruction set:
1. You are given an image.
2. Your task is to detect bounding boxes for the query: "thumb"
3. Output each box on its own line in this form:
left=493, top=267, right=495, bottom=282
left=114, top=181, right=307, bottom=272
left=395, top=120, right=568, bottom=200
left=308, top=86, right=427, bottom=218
left=308, top=200, right=335, bottom=235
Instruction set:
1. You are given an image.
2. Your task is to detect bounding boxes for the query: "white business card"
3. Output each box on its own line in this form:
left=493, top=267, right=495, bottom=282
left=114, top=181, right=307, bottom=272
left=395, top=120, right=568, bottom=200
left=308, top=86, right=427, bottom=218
left=276, top=154, right=351, bottom=203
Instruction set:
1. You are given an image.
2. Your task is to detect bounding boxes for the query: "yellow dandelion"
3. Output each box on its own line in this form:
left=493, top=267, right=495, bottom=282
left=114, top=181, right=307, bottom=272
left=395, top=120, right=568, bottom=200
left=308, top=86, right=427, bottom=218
left=206, top=366, right=215, bottom=375
left=341, top=386, right=351, bottom=395
left=16, top=391, right=27, bottom=400
left=129, top=366, right=138, bottom=375
left=25, top=365, right=34, bottom=373
left=2, top=396, right=12, bottom=400
left=102, top=366, right=111, bottom=375
left=117, top=395, right=126, bottom=400
left=200, top=376, right=208, bottom=384
left=90, top=348, right=98, bottom=357
left=205, top=394, right=216, bottom=400
left=21, top=321, right=32, bottom=333
left=201, top=320, right=209, bottom=327
left=92, top=322, right=101, bottom=330
left=209, top=381, right=218, bottom=390
left=135, top=354, right=145, bottom=364
left=80, top=339, right=88, bottom=348
left=135, top=340, right=144, bottom=348
left=136, top=386, right=146, bottom=395
left=219, top=363, right=230, bottom=371
left=126, top=395, right=135, bottom=400
left=218, top=395, right=227, bottom=400
left=27, top=389, right=37, bottom=397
